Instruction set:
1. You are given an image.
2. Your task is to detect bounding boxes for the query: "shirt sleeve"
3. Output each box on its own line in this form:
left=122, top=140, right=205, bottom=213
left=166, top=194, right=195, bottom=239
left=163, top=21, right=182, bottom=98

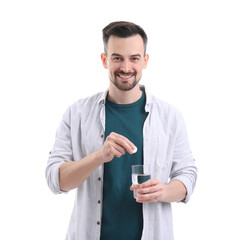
left=170, top=111, right=198, bottom=203
left=45, top=107, right=73, bottom=194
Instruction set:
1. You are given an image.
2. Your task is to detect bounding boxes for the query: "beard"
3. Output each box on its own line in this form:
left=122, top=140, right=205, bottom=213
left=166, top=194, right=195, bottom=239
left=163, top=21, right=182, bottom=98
left=109, top=71, right=141, bottom=91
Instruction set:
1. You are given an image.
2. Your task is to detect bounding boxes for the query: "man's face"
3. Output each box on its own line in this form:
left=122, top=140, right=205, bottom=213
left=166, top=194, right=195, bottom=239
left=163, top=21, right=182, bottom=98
left=101, top=34, right=149, bottom=91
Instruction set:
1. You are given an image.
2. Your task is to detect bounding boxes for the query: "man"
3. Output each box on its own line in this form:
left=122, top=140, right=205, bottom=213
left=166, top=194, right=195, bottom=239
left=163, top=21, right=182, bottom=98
left=46, top=21, right=197, bottom=240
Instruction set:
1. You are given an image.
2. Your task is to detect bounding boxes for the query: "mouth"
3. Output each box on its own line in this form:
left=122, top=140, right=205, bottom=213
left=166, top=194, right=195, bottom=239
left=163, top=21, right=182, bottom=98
left=115, top=72, right=136, bottom=80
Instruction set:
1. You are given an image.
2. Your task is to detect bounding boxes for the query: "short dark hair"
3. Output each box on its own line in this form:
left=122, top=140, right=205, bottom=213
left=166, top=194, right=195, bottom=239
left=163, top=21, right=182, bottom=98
left=102, top=21, right=148, bottom=55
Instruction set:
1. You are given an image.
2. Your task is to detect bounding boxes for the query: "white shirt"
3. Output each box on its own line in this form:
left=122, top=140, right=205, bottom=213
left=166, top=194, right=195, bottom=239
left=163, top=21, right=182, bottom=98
left=46, top=85, right=197, bottom=240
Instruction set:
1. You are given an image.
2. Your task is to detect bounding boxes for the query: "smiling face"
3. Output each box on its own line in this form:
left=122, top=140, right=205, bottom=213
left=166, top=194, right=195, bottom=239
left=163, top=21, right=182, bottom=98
left=101, top=34, right=149, bottom=91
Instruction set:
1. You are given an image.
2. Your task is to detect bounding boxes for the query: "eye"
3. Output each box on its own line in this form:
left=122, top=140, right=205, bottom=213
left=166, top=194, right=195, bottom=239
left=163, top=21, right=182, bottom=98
left=112, top=57, right=122, bottom=62
left=131, top=57, right=140, bottom=62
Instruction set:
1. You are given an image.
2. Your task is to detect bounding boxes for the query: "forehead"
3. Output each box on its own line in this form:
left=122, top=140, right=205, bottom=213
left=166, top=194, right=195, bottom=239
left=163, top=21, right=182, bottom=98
left=107, top=34, right=145, bottom=56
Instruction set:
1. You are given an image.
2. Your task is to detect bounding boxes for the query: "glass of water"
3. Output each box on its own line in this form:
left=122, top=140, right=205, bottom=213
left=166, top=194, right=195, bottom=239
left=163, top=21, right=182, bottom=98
left=132, top=165, right=151, bottom=199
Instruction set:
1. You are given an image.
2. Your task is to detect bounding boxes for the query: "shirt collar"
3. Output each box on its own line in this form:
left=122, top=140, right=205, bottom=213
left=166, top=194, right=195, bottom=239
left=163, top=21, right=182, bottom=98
left=98, top=89, right=108, bottom=105
left=98, top=85, right=154, bottom=111
left=140, top=85, right=154, bottom=112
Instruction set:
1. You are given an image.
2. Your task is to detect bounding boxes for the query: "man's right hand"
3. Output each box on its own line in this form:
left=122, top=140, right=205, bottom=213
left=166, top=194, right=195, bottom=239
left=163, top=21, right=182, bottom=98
left=98, top=132, right=136, bottom=163
left=59, top=132, right=136, bottom=191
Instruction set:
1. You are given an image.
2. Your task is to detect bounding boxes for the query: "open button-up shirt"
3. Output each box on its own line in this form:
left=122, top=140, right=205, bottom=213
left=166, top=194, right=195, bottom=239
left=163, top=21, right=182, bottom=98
left=46, top=85, right=197, bottom=240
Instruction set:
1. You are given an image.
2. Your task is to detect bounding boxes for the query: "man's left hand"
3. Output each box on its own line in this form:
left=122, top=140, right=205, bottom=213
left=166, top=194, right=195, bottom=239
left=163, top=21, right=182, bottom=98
left=130, top=179, right=166, bottom=203
left=130, top=179, right=187, bottom=203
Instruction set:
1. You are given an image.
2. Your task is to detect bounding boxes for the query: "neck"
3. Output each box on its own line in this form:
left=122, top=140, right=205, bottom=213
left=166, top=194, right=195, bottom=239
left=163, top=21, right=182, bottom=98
left=108, top=84, right=142, bottom=104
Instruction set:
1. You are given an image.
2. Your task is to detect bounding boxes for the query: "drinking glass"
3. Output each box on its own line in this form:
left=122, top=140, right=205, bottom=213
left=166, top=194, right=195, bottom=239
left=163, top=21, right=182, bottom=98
left=132, top=165, right=151, bottom=199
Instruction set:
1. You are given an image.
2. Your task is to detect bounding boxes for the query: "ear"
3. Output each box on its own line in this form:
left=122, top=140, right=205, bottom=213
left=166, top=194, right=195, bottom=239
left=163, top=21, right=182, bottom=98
left=143, top=54, right=149, bottom=69
left=101, top=53, right=108, bottom=69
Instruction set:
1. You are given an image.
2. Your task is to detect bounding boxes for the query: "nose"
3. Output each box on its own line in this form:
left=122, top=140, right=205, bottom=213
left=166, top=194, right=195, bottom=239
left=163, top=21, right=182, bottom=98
left=120, top=60, right=132, bottom=73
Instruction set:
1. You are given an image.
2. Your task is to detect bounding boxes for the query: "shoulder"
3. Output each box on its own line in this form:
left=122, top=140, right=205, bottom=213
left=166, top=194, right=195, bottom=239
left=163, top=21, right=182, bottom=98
left=62, top=91, right=106, bottom=122
left=148, top=94, right=182, bottom=118
left=71, top=92, right=105, bottom=112
left=146, top=92, right=186, bottom=133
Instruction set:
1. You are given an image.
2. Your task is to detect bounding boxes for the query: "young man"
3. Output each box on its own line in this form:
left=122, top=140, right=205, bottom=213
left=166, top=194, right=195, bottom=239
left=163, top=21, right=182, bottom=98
left=46, top=21, right=197, bottom=240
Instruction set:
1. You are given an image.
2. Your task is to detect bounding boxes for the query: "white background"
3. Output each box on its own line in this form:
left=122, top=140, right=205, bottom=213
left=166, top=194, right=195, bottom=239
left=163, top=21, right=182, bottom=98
left=0, top=0, right=239, bottom=239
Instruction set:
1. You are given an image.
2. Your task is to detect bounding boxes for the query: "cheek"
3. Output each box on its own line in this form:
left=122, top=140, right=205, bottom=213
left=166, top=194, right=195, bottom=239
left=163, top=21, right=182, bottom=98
left=135, top=62, right=145, bottom=72
left=109, top=64, right=120, bottom=73
left=135, top=67, right=143, bottom=74
left=108, top=67, right=117, bottom=78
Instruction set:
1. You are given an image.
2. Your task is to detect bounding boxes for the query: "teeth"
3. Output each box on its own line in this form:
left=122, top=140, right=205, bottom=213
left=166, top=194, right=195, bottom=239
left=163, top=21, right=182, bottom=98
left=119, top=74, right=133, bottom=79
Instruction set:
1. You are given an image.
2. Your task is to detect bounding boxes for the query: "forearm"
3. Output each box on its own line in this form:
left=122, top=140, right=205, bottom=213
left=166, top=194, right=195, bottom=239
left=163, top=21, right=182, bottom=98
left=162, top=180, right=187, bottom=203
left=59, top=132, right=136, bottom=192
left=59, top=150, right=103, bottom=192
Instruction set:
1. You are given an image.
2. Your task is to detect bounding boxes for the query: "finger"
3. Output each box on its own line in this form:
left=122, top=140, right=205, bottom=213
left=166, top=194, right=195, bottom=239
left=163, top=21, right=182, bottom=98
left=130, top=184, right=139, bottom=191
left=137, top=191, right=160, bottom=202
left=139, top=179, right=159, bottom=188
left=107, top=132, right=136, bottom=154
left=130, top=184, right=134, bottom=191
left=138, top=184, right=160, bottom=195
left=138, top=179, right=163, bottom=196
left=104, top=136, right=126, bottom=157
left=136, top=196, right=159, bottom=203
left=112, top=133, right=136, bottom=153
left=111, top=141, right=126, bottom=156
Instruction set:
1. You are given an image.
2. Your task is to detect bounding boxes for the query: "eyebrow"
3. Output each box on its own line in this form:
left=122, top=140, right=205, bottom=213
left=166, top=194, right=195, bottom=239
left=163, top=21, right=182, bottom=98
left=111, top=53, right=142, bottom=58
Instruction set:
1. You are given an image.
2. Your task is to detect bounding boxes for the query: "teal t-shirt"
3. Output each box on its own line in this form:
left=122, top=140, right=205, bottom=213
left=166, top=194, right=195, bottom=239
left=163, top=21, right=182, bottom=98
left=100, top=91, right=148, bottom=240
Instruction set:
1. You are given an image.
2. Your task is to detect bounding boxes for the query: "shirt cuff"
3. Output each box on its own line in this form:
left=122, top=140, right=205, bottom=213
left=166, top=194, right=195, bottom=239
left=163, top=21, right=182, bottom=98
left=46, top=161, right=69, bottom=194
left=171, top=175, right=194, bottom=203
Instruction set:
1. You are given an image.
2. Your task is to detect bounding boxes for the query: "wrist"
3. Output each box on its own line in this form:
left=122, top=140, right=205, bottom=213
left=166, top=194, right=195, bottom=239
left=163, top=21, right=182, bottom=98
left=94, top=150, right=105, bottom=165
left=164, top=180, right=187, bottom=203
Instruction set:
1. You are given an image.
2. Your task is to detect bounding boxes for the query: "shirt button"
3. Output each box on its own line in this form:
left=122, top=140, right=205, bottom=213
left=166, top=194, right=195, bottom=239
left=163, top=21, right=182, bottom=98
left=101, top=134, right=104, bottom=138
left=98, top=177, right=101, bottom=181
left=98, top=200, right=101, bottom=204
left=97, top=221, right=100, bottom=225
